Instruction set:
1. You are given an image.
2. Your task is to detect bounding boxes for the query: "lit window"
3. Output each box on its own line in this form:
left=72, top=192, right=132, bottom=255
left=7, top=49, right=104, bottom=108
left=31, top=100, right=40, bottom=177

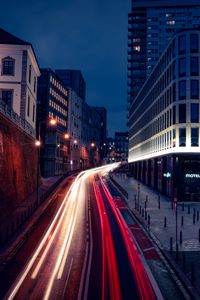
left=166, top=20, right=175, bottom=25
left=133, top=46, right=141, bottom=52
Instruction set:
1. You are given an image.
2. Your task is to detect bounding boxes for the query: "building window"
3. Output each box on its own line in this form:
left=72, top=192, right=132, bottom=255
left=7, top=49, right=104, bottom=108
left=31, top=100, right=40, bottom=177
left=28, top=65, right=32, bottom=84
left=173, top=106, right=176, bottom=124
left=33, top=104, right=35, bottom=122
left=191, top=80, right=199, bottom=99
left=179, top=104, right=186, bottom=123
left=190, top=34, right=198, bottom=53
left=190, top=57, right=199, bottom=76
left=27, top=95, right=30, bottom=117
left=179, top=58, right=186, bottom=77
left=2, top=57, right=15, bottom=75
left=172, top=82, right=176, bottom=101
left=178, top=35, right=186, bottom=54
left=191, top=103, right=199, bottom=123
left=1, top=90, right=13, bottom=106
left=173, top=129, right=176, bottom=147
left=179, top=128, right=186, bottom=147
left=191, top=128, right=199, bottom=146
left=179, top=80, right=186, bottom=100
left=34, top=77, right=36, bottom=93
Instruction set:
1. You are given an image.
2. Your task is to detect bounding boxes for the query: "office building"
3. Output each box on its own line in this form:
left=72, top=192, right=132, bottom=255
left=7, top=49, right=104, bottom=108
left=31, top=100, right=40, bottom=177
left=129, top=29, right=200, bottom=201
left=37, top=68, right=69, bottom=177
left=115, top=132, right=128, bottom=162
left=128, top=0, right=200, bottom=104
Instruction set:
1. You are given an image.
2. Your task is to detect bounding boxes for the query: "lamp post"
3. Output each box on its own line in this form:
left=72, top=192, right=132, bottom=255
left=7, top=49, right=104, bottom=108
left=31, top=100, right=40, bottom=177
left=35, top=117, right=57, bottom=209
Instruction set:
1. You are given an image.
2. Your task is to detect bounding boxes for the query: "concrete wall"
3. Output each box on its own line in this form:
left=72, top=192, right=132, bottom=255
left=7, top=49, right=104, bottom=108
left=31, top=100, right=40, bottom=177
left=0, top=113, right=38, bottom=221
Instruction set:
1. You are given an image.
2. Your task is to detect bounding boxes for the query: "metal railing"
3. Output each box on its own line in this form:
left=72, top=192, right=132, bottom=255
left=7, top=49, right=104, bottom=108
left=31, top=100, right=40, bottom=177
left=0, top=99, right=35, bottom=138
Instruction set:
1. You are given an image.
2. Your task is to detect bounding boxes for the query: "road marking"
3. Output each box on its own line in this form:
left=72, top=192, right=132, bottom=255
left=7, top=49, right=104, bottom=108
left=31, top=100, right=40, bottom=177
left=61, top=257, right=74, bottom=300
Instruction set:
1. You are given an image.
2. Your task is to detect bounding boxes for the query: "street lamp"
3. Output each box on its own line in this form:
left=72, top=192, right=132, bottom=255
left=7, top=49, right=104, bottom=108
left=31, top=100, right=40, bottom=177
left=35, top=117, right=57, bottom=209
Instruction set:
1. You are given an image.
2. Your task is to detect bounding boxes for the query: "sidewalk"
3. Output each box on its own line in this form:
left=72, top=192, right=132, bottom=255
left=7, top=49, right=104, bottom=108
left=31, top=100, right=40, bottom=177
left=0, top=175, right=62, bottom=246
left=112, top=173, right=200, bottom=296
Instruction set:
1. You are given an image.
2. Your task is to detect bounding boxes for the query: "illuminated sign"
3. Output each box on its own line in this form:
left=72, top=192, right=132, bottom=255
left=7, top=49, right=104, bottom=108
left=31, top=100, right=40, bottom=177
left=185, top=173, right=200, bottom=178
left=163, top=172, right=171, bottom=178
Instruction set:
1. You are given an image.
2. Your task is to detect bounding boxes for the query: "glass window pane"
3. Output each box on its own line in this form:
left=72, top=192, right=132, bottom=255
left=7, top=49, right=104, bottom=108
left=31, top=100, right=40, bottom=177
left=179, top=80, right=186, bottom=100
left=179, top=104, right=186, bottom=123
left=190, top=34, right=198, bottom=53
left=179, top=58, right=186, bottom=76
left=191, top=80, right=199, bottom=99
left=179, top=35, right=186, bottom=54
left=179, top=128, right=186, bottom=147
left=190, top=57, right=199, bottom=76
left=191, top=103, right=199, bottom=122
left=191, top=128, right=199, bottom=146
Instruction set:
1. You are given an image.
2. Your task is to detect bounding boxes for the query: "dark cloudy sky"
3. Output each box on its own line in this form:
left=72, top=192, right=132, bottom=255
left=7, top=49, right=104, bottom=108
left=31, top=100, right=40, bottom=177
left=1, top=0, right=130, bottom=136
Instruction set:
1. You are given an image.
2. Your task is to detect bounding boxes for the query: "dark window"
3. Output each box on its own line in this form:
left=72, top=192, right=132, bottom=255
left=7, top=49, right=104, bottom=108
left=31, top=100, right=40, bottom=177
left=191, top=80, right=199, bottom=99
left=179, top=58, right=186, bottom=76
left=179, top=104, right=186, bottom=123
left=179, top=80, right=186, bottom=100
left=191, top=103, right=199, bottom=122
left=29, top=65, right=32, bottom=84
left=173, top=105, right=176, bottom=124
left=172, top=82, right=176, bottom=101
left=191, top=128, right=199, bottom=146
left=179, top=128, right=186, bottom=147
left=2, top=58, right=15, bottom=75
left=33, top=104, right=35, bottom=122
left=1, top=90, right=13, bottom=106
left=173, top=129, right=176, bottom=147
left=34, top=77, right=36, bottom=93
left=178, top=35, right=186, bottom=54
left=27, top=95, right=30, bottom=117
left=190, top=34, right=198, bottom=53
left=190, top=57, right=199, bottom=76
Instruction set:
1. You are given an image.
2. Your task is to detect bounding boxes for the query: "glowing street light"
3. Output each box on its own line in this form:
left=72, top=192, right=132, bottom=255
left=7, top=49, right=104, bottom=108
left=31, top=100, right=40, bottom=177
left=35, top=140, right=41, bottom=147
left=74, top=139, right=78, bottom=145
left=91, top=142, right=95, bottom=147
left=64, top=133, right=70, bottom=139
left=49, top=118, right=57, bottom=126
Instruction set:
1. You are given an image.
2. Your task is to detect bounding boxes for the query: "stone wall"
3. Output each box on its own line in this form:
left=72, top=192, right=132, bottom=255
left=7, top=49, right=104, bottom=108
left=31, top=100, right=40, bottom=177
left=0, top=113, right=38, bottom=220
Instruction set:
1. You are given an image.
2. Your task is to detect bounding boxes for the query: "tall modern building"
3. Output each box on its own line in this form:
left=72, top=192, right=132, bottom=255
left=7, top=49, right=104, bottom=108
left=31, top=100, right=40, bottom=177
left=37, top=68, right=69, bottom=177
left=128, top=0, right=200, bottom=104
left=128, top=1, right=200, bottom=201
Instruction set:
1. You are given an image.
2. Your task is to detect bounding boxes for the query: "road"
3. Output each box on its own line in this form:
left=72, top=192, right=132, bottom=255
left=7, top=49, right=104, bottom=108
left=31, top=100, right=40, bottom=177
left=2, top=164, right=157, bottom=300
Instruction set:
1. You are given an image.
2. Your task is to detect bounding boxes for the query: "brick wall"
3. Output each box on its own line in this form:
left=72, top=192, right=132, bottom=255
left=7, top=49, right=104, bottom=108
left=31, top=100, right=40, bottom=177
left=0, top=114, right=38, bottom=220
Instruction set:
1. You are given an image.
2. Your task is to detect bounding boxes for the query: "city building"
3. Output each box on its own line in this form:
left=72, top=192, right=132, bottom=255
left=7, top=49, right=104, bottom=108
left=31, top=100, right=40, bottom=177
left=55, top=69, right=86, bottom=101
left=0, top=27, right=40, bottom=137
left=37, top=68, right=69, bottom=177
left=128, top=29, right=200, bottom=201
left=128, top=0, right=200, bottom=105
left=114, top=132, right=128, bottom=162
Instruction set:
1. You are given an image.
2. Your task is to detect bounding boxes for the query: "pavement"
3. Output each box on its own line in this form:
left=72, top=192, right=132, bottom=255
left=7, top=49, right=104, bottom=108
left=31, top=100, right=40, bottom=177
left=112, top=173, right=200, bottom=298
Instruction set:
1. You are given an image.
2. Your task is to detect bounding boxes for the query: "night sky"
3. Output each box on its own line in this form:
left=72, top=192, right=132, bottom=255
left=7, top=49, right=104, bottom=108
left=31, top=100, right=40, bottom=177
left=1, top=0, right=130, bottom=136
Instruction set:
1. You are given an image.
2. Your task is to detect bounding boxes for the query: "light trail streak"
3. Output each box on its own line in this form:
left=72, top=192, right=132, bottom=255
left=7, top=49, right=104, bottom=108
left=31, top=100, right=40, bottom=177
left=6, top=164, right=118, bottom=300
left=99, top=177, right=156, bottom=300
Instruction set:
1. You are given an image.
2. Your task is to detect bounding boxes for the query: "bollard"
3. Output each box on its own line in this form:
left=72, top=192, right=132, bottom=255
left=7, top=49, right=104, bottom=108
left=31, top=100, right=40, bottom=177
left=182, top=203, right=184, bottom=211
left=193, top=208, right=196, bottom=216
left=193, top=213, right=196, bottom=224
left=142, top=208, right=144, bottom=217
left=158, top=195, right=160, bottom=209
left=140, top=205, right=142, bottom=214
left=180, top=230, right=182, bottom=244
left=188, top=205, right=190, bottom=214
left=145, top=211, right=147, bottom=220
left=164, top=216, right=167, bottom=228
left=181, top=215, right=184, bottom=227
left=134, top=195, right=137, bottom=209
left=170, top=237, right=173, bottom=251
left=197, top=211, right=199, bottom=221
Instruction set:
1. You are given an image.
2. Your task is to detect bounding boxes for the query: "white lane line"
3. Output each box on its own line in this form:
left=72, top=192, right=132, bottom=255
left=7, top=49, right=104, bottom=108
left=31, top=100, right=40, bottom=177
left=61, top=257, right=74, bottom=300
